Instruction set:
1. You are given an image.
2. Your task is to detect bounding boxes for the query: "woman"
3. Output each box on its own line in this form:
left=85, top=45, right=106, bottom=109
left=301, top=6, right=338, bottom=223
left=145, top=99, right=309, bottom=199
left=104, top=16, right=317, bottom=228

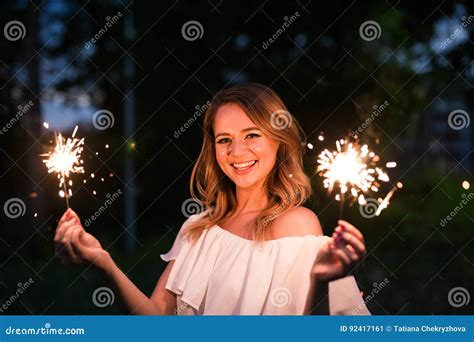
left=54, top=83, right=369, bottom=315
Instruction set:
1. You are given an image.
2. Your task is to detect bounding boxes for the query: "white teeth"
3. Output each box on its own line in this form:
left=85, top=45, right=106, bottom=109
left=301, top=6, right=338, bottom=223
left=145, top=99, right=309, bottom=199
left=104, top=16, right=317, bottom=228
left=232, top=160, right=257, bottom=169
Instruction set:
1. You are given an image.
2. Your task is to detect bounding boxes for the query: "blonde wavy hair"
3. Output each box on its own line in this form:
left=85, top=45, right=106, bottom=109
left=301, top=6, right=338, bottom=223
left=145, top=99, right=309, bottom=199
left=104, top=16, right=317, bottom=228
left=183, top=83, right=312, bottom=242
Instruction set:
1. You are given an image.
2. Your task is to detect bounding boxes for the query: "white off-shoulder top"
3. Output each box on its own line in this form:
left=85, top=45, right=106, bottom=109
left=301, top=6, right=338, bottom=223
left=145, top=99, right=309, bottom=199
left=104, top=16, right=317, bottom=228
left=160, top=212, right=370, bottom=315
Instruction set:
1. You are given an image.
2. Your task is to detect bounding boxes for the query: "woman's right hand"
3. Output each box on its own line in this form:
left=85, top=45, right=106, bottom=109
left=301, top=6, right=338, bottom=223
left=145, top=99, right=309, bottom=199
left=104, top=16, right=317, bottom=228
left=54, top=209, right=175, bottom=315
left=54, top=208, right=110, bottom=270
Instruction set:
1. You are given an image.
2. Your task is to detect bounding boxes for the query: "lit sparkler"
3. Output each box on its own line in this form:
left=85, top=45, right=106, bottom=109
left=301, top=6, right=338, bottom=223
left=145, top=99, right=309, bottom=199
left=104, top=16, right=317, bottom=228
left=316, top=138, right=397, bottom=218
left=42, top=125, right=85, bottom=208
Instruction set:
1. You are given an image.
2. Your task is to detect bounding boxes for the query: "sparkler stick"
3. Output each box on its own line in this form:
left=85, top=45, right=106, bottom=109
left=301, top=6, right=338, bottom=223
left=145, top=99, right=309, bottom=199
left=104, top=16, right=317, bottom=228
left=61, top=171, right=70, bottom=208
left=42, top=125, right=85, bottom=208
left=339, top=192, right=345, bottom=220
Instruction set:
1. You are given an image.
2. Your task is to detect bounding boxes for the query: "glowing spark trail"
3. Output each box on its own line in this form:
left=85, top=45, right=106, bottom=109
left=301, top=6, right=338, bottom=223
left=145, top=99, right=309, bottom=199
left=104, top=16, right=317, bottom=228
left=42, top=126, right=85, bottom=208
left=375, top=182, right=403, bottom=216
left=316, top=138, right=396, bottom=218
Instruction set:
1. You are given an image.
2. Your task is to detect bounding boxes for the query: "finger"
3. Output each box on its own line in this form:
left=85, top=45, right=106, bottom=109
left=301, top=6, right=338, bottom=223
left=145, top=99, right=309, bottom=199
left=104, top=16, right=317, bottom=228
left=54, top=219, right=77, bottom=256
left=332, top=229, right=360, bottom=254
left=332, top=236, right=358, bottom=261
left=63, top=226, right=82, bottom=263
left=327, top=237, right=336, bottom=250
left=54, top=218, right=73, bottom=240
left=57, top=209, right=72, bottom=229
left=339, top=231, right=366, bottom=256
left=55, top=229, right=77, bottom=261
left=337, top=220, right=364, bottom=241
left=332, top=231, right=345, bottom=245
left=71, top=229, right=88, bottom=260
left=332, top=247, right=352, bottom=266
left=72, top=230, right=102, bottom=266
left=340, top=244, right=360, bottom=263
left=346, top=244, right=356, bottom=254
left=56, top=217, right=76, bottom=236
left=55, top=218, right=76, bottom=244
left=337, top=220, right=363, bottom=241
left=68, top=209, right=82, bottom=225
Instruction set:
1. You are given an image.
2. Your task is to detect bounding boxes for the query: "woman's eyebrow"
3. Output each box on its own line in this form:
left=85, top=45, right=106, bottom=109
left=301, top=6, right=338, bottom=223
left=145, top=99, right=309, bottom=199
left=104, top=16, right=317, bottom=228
left=215, top=127, right=260, bottom=139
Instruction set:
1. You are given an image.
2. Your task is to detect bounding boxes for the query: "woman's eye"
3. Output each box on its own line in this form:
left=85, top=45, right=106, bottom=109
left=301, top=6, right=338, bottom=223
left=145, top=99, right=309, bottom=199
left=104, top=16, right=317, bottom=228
left=245, top=133, right=260, bottom=139
left=216, top=138, right=231, bottom=144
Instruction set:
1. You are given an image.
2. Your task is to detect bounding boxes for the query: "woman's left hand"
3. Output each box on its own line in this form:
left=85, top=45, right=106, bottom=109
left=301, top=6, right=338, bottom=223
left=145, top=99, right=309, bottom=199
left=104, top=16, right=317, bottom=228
left=312, top=220, right=366, bottom=283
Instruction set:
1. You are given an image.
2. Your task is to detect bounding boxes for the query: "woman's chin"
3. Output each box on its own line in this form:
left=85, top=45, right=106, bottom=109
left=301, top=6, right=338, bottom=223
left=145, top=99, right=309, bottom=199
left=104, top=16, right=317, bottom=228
left=232, top=178, right=263, bottom=190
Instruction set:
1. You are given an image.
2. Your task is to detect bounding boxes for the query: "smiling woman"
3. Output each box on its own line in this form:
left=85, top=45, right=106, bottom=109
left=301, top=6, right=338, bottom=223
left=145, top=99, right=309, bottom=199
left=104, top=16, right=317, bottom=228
left=185, top=83, right=312, bottom=242
left=53, top=83, right=369, bottom=316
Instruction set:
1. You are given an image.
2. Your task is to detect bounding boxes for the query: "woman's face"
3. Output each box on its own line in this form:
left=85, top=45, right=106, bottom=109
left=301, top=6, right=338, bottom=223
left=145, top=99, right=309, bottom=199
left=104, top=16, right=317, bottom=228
left=213, top=103, right=280, bottom=190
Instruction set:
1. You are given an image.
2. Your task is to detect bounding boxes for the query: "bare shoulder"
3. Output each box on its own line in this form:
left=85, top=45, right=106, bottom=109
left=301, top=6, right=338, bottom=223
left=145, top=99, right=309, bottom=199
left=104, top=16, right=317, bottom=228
left=269, top=206, right=323, bottom=239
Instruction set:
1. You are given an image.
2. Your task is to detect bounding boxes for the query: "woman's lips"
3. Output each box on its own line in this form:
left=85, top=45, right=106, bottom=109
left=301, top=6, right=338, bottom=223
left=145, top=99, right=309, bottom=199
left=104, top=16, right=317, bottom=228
left=231, top=160, right=258, bottom=175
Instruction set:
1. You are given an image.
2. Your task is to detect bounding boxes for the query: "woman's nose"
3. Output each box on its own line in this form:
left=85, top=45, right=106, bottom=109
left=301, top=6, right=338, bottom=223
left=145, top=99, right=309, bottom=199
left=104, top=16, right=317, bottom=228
left=229, top=139, right=248, bottom=157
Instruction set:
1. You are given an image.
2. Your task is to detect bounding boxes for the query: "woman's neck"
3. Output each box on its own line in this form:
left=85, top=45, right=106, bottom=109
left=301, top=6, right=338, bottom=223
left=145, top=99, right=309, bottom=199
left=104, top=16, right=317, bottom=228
left=233, top=182, right=268, bottom=216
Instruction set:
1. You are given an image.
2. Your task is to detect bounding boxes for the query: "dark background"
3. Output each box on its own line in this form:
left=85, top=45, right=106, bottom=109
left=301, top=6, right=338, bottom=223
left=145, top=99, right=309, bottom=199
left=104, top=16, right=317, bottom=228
left=0, top=0, right=472, bottom=314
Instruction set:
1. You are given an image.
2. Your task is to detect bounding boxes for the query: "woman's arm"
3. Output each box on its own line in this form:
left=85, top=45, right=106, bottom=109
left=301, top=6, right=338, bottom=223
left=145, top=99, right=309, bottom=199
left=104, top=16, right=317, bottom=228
left=270, top=210, right=367, bottom=315
left=54, top=208, right=177, bottom=315
left=99, top=254, right=177, bottom=315
left=309, top=220, right=367, bottom=315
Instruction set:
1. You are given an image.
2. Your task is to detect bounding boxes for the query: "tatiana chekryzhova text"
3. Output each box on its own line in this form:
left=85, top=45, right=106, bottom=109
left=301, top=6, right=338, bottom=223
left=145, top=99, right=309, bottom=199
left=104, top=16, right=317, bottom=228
left=393, top=325, right=466, bottom=333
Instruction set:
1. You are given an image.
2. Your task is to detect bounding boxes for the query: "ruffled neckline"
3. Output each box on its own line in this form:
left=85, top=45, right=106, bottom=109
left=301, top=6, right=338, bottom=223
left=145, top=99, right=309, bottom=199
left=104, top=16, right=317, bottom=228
left=213, top=225, right=326, bottom=243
